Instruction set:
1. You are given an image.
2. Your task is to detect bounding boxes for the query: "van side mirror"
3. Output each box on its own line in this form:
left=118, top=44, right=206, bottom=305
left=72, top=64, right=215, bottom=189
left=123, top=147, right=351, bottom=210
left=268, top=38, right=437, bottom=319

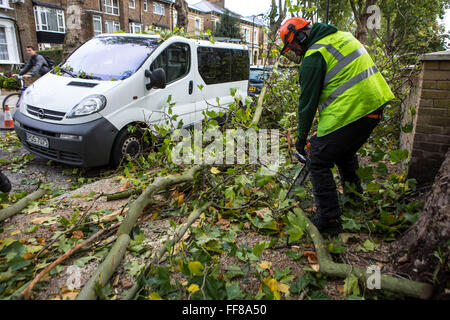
left=145, top=68, right=166, bottom=90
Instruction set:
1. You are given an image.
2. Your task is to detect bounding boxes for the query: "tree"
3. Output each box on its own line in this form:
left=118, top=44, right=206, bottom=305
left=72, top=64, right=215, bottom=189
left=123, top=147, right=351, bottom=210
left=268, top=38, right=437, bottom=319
left=348, top=0, right=378, bottom=44
left=213, top=10, right=242, bottom=39
left=392, top=149, right=450, bottom=296
left=174, top=0, right=189, bottom=29
left=268, top=0, right=287, bottom=44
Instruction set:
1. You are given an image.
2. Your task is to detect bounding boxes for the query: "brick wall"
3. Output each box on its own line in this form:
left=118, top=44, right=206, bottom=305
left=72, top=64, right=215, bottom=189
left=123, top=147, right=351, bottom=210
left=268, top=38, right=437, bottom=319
left=402, top=51, right=450, bottom=185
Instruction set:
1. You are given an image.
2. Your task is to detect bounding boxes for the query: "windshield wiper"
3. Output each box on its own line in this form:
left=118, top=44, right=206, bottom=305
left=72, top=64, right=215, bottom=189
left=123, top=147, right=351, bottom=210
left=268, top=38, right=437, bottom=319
left=82, top=74, right=102, bottom=80
left=58, top=67, right=77, bottom=78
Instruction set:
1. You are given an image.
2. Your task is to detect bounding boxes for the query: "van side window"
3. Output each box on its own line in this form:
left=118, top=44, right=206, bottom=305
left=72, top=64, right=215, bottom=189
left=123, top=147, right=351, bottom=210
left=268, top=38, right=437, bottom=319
left=150, top=43, right=191, bottom=83
left=197, top=47, right=249, bottom=85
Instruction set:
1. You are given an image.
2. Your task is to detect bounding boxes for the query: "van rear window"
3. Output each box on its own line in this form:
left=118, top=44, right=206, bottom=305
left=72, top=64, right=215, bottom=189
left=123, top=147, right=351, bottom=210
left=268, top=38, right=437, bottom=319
left=197, top=47, right=249, bottom=85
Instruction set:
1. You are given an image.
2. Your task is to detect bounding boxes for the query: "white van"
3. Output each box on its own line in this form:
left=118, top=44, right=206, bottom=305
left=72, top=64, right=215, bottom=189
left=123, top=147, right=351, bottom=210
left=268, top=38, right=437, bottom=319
left=13, top=34, right=249, bottom=167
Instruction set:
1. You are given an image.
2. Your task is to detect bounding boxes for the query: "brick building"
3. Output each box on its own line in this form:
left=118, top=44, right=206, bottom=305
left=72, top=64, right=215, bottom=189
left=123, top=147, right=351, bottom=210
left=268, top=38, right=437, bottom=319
left=0, top=0, right=267, bottom=73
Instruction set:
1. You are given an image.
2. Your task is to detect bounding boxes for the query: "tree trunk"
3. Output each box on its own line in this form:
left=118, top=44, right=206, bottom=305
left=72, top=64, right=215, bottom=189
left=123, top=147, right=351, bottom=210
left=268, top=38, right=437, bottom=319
left=174, top=0, right=189, bottom=29
left=63, top=0, right=85, bottom=58
left=391, top=149, right=450, bottom=297
left=349, top=0, right=378, bottom=44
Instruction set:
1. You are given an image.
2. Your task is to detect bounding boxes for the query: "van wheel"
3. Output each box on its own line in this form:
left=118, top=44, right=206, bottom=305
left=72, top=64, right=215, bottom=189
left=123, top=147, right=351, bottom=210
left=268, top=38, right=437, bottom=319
left=111, top=128, right=147, bottom=168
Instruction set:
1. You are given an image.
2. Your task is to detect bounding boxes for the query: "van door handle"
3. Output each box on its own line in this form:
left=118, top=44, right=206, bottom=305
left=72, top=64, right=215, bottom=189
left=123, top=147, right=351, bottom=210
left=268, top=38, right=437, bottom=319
left=189, top=80, right=193, bottom=95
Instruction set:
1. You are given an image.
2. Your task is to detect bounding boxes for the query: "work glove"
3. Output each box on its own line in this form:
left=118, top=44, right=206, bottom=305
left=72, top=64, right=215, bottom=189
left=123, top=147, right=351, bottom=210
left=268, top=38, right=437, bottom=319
left=295, top=138, right=307, bottom=156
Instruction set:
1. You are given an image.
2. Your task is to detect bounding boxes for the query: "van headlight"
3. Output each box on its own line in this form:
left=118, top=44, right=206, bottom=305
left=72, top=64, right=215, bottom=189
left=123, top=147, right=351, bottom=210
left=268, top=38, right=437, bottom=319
left=67, top=95, right=107, bottom=118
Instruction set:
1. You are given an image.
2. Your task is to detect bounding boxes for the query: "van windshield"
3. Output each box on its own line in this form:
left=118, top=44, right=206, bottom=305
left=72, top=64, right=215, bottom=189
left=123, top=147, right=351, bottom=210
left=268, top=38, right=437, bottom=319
left=56, top=36, right=160, bottom=81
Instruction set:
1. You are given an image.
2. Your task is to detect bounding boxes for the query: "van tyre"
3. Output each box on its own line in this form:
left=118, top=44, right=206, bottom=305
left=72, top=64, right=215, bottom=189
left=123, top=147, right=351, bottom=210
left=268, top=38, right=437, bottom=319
left=111, top=128, right=147, bottom=168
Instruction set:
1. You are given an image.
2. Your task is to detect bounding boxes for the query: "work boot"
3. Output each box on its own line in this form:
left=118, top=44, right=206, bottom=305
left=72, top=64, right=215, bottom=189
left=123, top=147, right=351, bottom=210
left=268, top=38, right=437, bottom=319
left=0, top=171, right=11, bottom=193
left=310, top=215, right=342, bottom=236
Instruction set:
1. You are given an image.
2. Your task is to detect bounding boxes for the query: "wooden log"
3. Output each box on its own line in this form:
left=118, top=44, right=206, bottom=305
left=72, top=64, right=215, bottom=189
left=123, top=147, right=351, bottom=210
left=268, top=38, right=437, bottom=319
left=76, top=165, right=204, bottom=300
left=21, top=223, right=120, bottom=299
left=123, top=202, right=211, bottom=300
left=300, top=211, right=434, bottom=299
left=0, top=189, right=46, bottom=223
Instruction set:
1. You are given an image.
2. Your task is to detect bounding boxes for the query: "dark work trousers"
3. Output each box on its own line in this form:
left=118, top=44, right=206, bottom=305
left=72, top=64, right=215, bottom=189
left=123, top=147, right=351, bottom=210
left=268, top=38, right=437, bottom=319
left=307, top=115, right=381, bottom=219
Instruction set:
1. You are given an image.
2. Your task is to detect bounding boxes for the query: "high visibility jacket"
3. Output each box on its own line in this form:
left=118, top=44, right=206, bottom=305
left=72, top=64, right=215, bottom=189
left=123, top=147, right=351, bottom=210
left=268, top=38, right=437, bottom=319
left=304, top=31, right=395, bottom=137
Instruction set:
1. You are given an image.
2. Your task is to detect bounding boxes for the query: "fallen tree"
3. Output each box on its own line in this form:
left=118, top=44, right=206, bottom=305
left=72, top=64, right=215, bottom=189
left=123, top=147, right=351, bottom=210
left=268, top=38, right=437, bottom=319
left=298, top=210, right=434, bottom=299
left=392, top=148, right=449, bottom=296
left=0, top=188, right=46, bottom=223
left=75, top=165, right=204, bottom=300
left=21, top=222, right=120, bottom=299
left=123, top=202, right=212, bottom=299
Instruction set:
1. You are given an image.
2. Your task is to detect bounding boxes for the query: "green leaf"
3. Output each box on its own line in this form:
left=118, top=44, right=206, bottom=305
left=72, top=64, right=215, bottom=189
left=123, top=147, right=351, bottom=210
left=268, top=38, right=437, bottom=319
left=389, top=150, right=409, bottom=164
left=343, top=274, right=360, bottom=296
left=226, top=282, right=244, bottom=300
left=342, top=216, right=362, bottom=231
left=285, top=251, right=303, bottom=260
left=224, top=265, right=244, bottom=280
left=125, top=260, right=144, bottom=277
left=284, top=208, right=306, bottom=242
left=376, top=162, right=388, bottom=176
left=252, top=242, right=267, bottom=257
left=356, top=167, right=374, bottom=183
left=308, top=290, right=331, bottom=300
left=74, top=256, right=98, bottom=267
left=188, top=261, right=204, bottom=276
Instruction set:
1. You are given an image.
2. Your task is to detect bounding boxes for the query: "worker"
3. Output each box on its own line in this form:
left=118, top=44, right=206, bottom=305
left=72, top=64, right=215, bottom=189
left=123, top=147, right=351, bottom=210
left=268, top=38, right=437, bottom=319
left=279, top=18, right=394, bottom=235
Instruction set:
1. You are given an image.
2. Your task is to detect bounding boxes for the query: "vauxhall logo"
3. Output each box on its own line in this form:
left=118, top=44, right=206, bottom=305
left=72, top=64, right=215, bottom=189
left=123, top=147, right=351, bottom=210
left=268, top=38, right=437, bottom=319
left=37, top=109, right=45, bottom=119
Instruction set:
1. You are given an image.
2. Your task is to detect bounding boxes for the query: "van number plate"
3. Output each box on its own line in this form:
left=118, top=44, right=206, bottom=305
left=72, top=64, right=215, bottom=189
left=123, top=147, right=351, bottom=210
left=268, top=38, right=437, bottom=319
left=249, top=86, right=256, bottom=91
left=26, top=133, right=49, bottom=148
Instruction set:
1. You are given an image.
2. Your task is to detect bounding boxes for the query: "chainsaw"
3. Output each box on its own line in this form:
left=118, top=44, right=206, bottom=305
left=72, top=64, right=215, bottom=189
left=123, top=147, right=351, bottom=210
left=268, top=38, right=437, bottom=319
left=286, top=152, right=310, bottom=199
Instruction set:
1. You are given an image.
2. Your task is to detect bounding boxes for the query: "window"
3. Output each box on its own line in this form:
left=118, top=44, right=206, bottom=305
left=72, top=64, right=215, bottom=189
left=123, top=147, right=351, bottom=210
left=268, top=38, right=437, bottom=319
left=0, top=0, right=10, bottom=9
left=129, top=0, right=135, bottom=9
left=194, top=18, right=201, bottom=35
left=173, top=11, right=178, bottom=28
left=34, top=6, right=66, bottom=33
left=153, top=2, right=164, bottom=16
left=214, top=19, right=219, bottom=30
left=143, top=0, right=148, bottom=11
left=253, top=29, right=258, bottom=44
left=105, top=20, right=120, bottom=33
left=130, top=22, right=142, bottom=34
left=0, top=21, right=20, bottom=64
left=242, top=28, right=250, bottom=43
left=105, top=0, right=119, bottom=15
left=0, top=27, right=9, bottom=60
left=93, top=16, right=102, bottom=36
left=150, top=43, right=191, bottom=84
left=197, top=47, right=249, bottom=85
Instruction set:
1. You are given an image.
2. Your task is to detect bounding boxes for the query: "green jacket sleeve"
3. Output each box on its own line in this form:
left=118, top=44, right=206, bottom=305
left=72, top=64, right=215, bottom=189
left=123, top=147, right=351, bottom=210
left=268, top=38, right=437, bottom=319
left=297, top=52, right=327, bottom=141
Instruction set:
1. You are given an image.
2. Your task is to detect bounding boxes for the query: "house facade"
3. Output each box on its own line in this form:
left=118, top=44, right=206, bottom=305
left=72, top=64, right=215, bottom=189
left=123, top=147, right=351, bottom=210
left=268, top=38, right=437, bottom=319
left=1, top=0, right=267, bottom=73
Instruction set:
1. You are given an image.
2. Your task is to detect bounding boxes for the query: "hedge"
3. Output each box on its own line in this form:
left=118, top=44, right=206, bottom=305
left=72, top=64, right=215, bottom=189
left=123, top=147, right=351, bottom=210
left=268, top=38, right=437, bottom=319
left=37, top=49, right=64, bottom=66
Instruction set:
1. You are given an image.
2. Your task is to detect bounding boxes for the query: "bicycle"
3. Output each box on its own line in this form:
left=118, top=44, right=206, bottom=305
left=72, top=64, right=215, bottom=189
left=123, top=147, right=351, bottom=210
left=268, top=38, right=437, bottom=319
left=2, top=75, right=26, bottom=115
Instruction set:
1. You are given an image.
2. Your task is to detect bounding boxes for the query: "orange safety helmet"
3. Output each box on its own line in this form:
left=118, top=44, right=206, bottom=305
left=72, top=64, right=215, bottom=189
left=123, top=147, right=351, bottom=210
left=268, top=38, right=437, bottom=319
left=279, top=17, right=312, bottom=54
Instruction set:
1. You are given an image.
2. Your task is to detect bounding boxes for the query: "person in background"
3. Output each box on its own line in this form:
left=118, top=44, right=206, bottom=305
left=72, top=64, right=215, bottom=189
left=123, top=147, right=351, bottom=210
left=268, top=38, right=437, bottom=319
left=13, top=45, right=50, bottom=78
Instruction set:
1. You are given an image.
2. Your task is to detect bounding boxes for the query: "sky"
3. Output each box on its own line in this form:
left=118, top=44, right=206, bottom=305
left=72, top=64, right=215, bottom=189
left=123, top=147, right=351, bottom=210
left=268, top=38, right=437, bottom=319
left=187, top=0, right=450, bottom=36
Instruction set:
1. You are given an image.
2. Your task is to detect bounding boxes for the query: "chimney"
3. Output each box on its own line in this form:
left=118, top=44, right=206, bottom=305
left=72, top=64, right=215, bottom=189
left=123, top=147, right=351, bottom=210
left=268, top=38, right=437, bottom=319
left=209, top=0, right=225, bottom=8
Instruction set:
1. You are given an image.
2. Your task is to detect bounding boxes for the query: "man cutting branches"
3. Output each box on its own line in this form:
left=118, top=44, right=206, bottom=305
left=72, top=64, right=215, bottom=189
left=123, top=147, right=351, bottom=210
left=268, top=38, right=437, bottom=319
left=279, top=18, right=394, bottom=235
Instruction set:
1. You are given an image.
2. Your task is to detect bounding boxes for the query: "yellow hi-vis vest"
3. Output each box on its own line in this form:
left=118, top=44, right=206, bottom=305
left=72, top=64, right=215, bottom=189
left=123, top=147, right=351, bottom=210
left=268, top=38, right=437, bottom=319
left=304, top=31, right=395, bottom=137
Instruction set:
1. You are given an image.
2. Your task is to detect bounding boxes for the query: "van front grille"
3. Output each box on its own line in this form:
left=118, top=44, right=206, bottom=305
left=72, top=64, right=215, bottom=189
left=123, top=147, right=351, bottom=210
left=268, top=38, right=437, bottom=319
left=26, top=143, right=83, bottom=164
left=27, top=105, right=66, bottom=121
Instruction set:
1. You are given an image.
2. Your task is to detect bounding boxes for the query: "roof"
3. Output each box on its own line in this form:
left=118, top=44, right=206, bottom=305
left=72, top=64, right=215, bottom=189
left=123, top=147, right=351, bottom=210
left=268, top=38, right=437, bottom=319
left=190, top=1, right=267, bottom=26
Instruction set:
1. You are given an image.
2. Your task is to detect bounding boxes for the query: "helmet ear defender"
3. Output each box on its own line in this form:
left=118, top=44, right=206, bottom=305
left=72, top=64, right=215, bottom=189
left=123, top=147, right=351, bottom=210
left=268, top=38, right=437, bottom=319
left=282, top=23, right=311, bottom=53
left=288, top=23, right=311, bottom=46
